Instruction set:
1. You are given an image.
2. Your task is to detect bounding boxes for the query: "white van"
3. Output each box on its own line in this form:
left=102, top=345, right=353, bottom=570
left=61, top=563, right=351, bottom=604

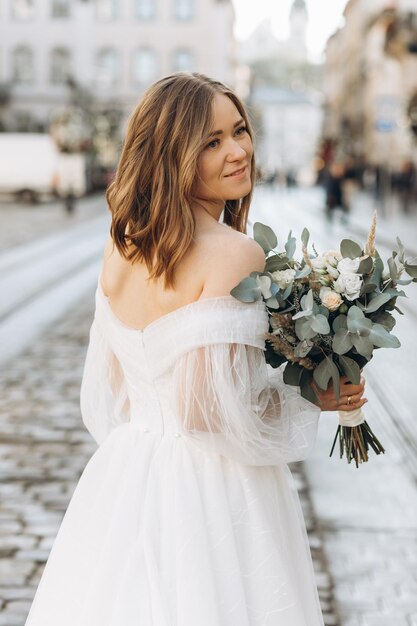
left=0, top=133, right=60, bottom=203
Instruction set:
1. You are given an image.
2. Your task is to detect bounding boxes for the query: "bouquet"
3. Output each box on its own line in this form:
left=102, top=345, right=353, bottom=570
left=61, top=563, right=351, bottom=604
left=231, top=212, right=417, bottom=467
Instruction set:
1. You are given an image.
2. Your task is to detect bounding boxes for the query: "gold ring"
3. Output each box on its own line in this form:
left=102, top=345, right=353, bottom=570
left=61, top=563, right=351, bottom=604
left=347, top=396, right=352, bottom=406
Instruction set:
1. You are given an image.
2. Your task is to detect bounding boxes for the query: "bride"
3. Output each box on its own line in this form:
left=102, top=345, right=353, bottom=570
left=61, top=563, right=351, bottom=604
left=24, top=72, right=367, bottom=626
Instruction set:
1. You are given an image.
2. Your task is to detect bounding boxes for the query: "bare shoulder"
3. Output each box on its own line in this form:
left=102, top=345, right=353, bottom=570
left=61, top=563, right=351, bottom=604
left=100, top=236, right=125, bottom=295
left=198, top=228, right=265, bottom=299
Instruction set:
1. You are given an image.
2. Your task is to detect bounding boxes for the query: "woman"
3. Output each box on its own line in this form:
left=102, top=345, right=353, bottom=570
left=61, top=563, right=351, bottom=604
left=25, top=73, right=366, bottom=626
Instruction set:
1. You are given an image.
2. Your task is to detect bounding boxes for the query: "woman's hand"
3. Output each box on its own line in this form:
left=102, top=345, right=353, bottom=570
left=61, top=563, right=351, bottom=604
left=310, top=375, right=367, bottom=412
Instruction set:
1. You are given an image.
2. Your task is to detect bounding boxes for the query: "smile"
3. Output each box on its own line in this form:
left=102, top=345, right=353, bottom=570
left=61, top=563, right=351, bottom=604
left=225, top=166, right=248, bottom=178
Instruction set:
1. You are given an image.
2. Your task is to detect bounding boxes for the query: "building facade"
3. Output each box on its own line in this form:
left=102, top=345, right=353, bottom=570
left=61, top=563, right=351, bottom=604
left=237, top=0, right=323, bottom=180
left=0, top=0, right=235, bottom=130
left=322, top=0, right=417, bottom=171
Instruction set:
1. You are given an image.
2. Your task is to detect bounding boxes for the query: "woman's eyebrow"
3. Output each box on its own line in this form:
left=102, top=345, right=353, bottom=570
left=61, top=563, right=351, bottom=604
left=208, top=118, right=245, bottom=138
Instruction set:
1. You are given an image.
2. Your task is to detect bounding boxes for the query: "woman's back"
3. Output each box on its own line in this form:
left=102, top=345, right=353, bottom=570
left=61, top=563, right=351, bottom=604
left=100, top=210, right=264, bottom=332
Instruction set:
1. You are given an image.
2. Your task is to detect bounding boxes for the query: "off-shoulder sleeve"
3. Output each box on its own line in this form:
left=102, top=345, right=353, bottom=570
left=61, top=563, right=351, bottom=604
left=80, top=316, right=130, bottom=446
left=172, top=340, right=321, bottom=466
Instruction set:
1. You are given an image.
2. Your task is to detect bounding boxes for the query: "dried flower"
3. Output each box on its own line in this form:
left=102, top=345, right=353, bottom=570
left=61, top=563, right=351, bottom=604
left=365, top=210, right=377, bottom=257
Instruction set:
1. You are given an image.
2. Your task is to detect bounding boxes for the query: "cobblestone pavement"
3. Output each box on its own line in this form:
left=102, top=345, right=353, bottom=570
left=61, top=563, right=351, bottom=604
left=0, top=193, right=107, bottom=252
left=0, top=291, right=341, bottom=626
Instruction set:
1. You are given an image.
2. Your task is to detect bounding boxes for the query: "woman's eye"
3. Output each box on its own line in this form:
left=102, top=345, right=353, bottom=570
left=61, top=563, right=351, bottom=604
left=207, top=139, right=219, bottom=149
left=236, top=126, right=247, bottom=136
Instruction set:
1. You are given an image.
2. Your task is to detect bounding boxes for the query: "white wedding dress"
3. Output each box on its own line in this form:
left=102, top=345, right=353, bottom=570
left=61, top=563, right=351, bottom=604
left=24, top=277, right=324, bottom=626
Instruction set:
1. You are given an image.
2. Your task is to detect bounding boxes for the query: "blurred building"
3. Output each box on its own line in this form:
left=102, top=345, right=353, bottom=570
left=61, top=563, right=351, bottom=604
left=239, top=0, right=308, bottom=66
left=237, top=0, right=323, bottom=181
left=322, top=0, right=417, bottom=173
left=251, top=85, right=323, bottom=181
left=0, top=0, right=235, bottom=131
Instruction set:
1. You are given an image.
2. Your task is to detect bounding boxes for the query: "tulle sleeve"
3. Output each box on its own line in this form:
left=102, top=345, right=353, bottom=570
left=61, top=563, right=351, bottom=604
left=80, top=317, right=130, bottom=446
left=172, top=342, right=321, bottom=466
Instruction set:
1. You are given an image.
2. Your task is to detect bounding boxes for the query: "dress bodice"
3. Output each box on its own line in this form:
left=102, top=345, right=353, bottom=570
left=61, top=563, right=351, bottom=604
left=93, top=282, right=269, bottom=435
left=80, top=277, right=320, bottom=465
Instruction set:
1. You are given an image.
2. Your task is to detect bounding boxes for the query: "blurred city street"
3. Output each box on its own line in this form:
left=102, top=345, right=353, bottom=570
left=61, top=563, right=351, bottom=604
left=0, top=186, right=417, bottom=625
left=2, top=0, right=417, bottom=623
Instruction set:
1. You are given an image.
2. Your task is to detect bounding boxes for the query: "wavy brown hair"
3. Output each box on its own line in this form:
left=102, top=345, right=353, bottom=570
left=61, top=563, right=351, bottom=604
left=106, top=72, right=255, bottom=288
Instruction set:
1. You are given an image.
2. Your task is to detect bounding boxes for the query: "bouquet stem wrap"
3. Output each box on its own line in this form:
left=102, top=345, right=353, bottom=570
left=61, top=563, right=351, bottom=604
left=338, top=407, right=365, bottom=427
left=330, top=408, right=385, bottom=467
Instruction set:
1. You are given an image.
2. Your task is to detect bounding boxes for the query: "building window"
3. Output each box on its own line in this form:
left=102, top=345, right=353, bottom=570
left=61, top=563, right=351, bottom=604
left=51, top=0, right=70, bottom=17
left=172, top=48, right=194, bottom=72
left=11, top=0, right=35, bottom=20
left=96, top=0, right=118, bottom=19
left=96, top=48, right=119, bottom=87
left=12, top=46, right=34, bottom=84
left=136, top=0, right=155, bottom=20
left=133, top=48, right=156, bottom=86
left=50, top=48, right=71, bottom=84
left=173, top=0, right=194, bottom=20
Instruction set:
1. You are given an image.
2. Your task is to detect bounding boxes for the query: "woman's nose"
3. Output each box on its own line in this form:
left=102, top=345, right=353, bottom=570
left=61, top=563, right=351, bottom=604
left=226, top=139, right=247, bottom=160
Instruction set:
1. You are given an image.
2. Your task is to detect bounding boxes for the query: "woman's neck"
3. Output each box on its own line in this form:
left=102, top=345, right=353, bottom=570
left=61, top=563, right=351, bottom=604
left=193, top=199, right=224, bottom=222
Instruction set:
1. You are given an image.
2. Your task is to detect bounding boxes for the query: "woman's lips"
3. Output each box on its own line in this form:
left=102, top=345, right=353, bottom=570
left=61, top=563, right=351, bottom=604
left=225, top=166, right=248, bottom=178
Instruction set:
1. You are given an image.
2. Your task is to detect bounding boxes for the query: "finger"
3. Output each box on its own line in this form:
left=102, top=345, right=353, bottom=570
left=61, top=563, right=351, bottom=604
left=338, top=398, right=368, bottom=411
left=339, top=381, right=365, bottom=397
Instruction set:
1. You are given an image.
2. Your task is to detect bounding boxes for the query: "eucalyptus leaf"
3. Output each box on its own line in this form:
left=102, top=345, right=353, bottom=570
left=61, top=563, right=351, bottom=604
left=371, top=311, right=396, bottom=331
left=281, top=282, right=293, bottom=301
left=313, top=356, right=340, bottom=400
left=265, top=295, right=280, bottom=309
left=293, top=309, right=312, bottom=320
left=333, top=328, right=353, bottom=354
left=285, top=231, right=297, bottom=260
left=301, top=228, right=310, bottom=248
left=283, top=362, right=303, bottom=386
left=294, top=339, right=313, bottom=357
left=350, top=334, right=373, bottom=359
left=387, top=256, right=398, bottom=281
left=313, top=357, right=333, bottom=390
left=404, top=262, right=417, bottom=278
left=300, top=381, right=319, bottom=405
left=396, top=277, right=413, bottom=285
left=370, top=255, right=384, bottom=286
left=230, top=277, right=261, bottom=303
left=396, top=237, right=405, bottom=263
left=385, top=288, right=406, bottom=298
left=347, top=306, right=365, bottom=322
left=340, top=239, right=363, bottom=260
left=338, top=355, right=361, bottom=384
left=332, top=314, right=347, bottom=332
left=357, top=256, right=373, bottom=275
left=360, top=282, right=377, bottom=296
left=265, top=255, right=290, bottom=272
left=369, top=324, right=401, bottom=349
left=295, top=317, right=317, bottom=340
left=303, top=289, right=314, bottom=311
left=253, top=222, right=277, bottom=253
left=348, top=315, right=372, bottom=334
left=310, top=314, right=331, bottom=334
left=363, top=292, right=393, bottom=313
left=295, top=265, right=311, bottom=279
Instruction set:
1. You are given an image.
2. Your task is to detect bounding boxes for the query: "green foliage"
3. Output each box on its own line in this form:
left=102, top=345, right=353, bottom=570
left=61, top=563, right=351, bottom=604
left=253, top=222, right=277, bottom=254
left=230, top=277, right=261, bottom=303
left=340, top=239, right=362, bottom=259
left=313, top=356, right=340, bottom=401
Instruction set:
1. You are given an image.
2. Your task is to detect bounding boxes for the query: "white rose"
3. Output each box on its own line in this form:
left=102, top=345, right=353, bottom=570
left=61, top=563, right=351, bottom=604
left=334, top=272, right=363, bottom=301
left=319, top=287, right=343, bottom=311
left=271, top=268, right=296, bottom=289
left=323, top=250, right=342, bottom=267
left=311, top=256, right=327, bottom=273
left=256, top=275, right=272, bottom=299
left=337, top=257, right=360, bottom=274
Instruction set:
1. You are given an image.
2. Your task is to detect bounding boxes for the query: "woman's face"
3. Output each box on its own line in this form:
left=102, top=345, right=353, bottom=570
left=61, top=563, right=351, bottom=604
left=194, top=93, right=253, bottom=207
